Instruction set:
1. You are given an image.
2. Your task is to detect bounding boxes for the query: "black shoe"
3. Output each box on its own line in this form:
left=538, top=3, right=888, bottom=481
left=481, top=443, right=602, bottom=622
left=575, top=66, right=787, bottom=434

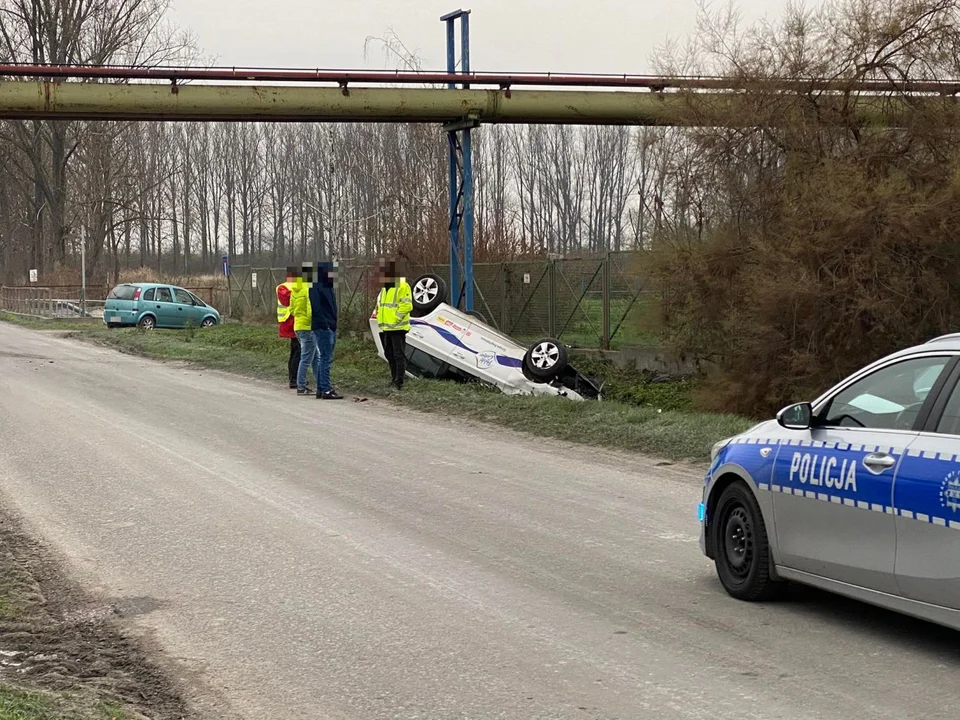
left=318, top=389, right=344, bottom=400
left=297, top=386, right=313, bottom=396
left=289, top=383, right=297, bottom=389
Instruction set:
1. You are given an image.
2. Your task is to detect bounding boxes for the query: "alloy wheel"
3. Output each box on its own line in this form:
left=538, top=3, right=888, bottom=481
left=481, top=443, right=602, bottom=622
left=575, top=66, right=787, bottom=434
left=413, top=277, right=438, bottom=305
left=530, top=341, right=560, bottom=370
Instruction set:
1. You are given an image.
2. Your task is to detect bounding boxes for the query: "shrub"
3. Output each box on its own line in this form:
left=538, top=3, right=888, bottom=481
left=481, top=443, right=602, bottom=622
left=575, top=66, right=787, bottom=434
left=646, top=0, right=960, bottom=417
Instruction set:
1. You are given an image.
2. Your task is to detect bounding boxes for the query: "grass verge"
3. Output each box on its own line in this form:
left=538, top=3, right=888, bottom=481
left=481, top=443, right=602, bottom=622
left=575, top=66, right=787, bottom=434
left=0, top=312, right=756, bottom=462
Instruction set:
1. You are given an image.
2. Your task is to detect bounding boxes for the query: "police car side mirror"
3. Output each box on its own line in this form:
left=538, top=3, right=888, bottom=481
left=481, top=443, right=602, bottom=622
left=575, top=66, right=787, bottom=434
left=777, top=402, right=812, bottom=430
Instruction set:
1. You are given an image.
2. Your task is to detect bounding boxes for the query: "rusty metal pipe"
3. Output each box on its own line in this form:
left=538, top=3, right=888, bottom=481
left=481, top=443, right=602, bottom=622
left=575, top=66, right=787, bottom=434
left=1, top=63, right=959, bottom=94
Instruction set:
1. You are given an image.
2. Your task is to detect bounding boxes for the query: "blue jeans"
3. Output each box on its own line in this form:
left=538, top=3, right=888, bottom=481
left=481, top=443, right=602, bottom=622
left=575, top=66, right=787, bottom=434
left=313, top=329, right=336, bottom=393
left=296, top=330, right=321, bottom=389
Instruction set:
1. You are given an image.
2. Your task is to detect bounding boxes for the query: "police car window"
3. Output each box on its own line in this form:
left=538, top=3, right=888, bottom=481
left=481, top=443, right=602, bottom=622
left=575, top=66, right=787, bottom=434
left=935, top=380, right=960, bottom=436
left=820, top=356, right=949, bottom=431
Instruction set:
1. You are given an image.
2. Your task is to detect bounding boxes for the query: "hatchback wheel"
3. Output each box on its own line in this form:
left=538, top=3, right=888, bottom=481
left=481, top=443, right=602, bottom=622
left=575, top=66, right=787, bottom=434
left=410, top=274, right=447, bottom=316
left=201, top=317, right=216, bottom=328
left=713, top=481, right=783, bottom=601
left=522, top=337, right=568, bottom=381
left=137, top=315, right=156, bottom=331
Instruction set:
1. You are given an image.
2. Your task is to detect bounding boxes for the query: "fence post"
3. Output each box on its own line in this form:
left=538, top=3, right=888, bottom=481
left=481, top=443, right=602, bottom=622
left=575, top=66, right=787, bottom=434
left=500, top=262, right=508, bottom=330
left=548, top=260, right=557, bottom=337
left=602, top=252, right=611, bottom=350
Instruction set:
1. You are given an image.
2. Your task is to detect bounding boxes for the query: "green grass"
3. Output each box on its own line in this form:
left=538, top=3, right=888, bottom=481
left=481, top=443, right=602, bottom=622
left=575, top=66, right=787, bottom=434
left=0, top=687, right=136, bottom=720
left=0, top=686, right=55, bottom=720
left=0, top=312, right=755, bottom=461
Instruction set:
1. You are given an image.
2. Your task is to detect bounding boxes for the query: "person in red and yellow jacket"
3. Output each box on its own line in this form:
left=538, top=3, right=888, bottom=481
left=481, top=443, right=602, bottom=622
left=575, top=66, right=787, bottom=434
left=277, top=266, right=301, bottom=389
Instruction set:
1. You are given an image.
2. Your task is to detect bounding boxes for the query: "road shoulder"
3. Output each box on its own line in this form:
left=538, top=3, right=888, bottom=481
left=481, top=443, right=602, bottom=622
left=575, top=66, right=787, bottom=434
left=0, top=501, right=203, bottom=720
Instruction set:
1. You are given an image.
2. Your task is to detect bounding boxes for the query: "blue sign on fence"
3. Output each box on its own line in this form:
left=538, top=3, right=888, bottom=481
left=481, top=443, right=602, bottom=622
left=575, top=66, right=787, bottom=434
left=222, top=256, right=229, bottom=276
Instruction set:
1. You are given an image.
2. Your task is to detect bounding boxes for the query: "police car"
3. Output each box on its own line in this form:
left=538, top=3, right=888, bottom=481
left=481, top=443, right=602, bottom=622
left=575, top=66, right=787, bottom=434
left=700, top=334, right=960, bottom=630
left=369, top=273, right=601, bottom=400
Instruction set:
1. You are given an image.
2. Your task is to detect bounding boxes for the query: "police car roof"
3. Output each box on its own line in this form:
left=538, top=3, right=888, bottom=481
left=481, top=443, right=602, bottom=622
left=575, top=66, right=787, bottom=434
left=856, top=334, right=960, bottom=370
left=924, top=333, right=960, bottom=349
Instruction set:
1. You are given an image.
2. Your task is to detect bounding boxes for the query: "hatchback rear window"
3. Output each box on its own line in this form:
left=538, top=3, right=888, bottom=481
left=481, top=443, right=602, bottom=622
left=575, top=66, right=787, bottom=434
left=108, top=285, right=137, bottom=300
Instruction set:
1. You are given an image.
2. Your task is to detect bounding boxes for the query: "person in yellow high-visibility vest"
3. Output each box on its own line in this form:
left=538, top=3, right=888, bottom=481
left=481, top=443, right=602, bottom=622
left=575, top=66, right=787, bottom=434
left=375, top=258, right=414, bottom=390
left=276, top=266, right=300, bottom=389
left=291, top=263, right=321, bottom=395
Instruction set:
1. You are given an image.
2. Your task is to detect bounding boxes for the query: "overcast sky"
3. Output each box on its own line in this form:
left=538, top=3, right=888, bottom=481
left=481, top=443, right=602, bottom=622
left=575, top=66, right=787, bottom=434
left=168, top=0, right=792, bottom=75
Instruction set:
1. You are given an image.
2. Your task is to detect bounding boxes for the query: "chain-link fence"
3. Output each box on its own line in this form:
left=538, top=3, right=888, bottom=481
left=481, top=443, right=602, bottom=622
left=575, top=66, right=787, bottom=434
left=230, top=251, right=655, bottom=349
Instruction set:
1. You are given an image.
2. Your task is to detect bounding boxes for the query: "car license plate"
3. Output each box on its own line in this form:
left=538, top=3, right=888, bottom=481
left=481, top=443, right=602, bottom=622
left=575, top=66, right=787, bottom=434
left=109, top=316, right=121, bottom=323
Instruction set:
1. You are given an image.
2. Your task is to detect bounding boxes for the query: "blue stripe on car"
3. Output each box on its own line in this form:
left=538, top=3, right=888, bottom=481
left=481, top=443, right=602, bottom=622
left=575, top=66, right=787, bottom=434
left=412, top=319, right=523, bottom=369
left=712, top=438, right=960, bottom=530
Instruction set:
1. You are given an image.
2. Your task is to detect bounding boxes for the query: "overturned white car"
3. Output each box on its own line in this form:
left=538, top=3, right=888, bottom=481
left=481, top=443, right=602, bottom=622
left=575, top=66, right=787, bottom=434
left=369, top=274, right=602, bottom=400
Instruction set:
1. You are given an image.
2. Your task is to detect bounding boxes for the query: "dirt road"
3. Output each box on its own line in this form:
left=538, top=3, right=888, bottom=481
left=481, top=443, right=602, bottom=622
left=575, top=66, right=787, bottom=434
left=0, top=322, right=957, bottom=719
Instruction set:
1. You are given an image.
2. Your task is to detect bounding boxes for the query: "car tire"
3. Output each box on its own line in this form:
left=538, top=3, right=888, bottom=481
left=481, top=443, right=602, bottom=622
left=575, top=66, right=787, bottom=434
left=522, top=338, right=568, bottom=381
left=466, top=310, right=487, bottom=324
left=712, top=481, right=784, bottom=601
left=137, top=315, right=156, bottom=331
left=201, top=317, right=216, bottom=328
left=410, top=274, right=447, bottom=317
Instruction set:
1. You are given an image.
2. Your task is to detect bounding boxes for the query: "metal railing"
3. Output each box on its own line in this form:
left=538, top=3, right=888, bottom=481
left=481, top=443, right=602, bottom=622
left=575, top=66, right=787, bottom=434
left=1, top=286, right=104, bottom=320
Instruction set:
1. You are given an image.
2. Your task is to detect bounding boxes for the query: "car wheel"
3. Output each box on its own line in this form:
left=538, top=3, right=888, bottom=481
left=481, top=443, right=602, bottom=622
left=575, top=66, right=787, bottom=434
left=411, top=274, right=447, bottom=316
left=466, top=310, right=487, bottom=324
left=522, top=338, right=568, bottom=381
left=712, top=481, right=783, bottom=601
left=201, top=317, right=216, bottom=328
left=137, top=315, right=156, bottom=331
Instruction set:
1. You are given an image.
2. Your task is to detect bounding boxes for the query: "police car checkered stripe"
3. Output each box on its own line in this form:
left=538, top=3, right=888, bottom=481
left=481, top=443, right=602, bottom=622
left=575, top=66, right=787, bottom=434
left=724, top=437, right=960, bottom=530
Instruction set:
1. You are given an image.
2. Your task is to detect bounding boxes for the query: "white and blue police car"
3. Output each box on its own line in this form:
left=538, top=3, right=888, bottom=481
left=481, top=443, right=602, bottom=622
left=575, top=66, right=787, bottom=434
left=701, top=333, right=960, bottom=630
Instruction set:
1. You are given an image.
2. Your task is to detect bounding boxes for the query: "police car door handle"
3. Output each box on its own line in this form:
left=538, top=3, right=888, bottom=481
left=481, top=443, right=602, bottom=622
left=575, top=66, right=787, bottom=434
left=863, top=453, right=896, bottom=472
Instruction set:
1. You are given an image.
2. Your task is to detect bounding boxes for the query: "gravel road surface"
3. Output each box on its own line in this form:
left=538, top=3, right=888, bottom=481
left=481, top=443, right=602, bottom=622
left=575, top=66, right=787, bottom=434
left=0, top=322, right=957, bottom=719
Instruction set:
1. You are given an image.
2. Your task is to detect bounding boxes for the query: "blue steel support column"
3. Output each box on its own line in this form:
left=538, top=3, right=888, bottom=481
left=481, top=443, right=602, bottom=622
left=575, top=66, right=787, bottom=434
left=440, top=9, right=474, bottom=311
left=460, top=12, right=474, bottom=312
left=444, top=14, right=460, bottom=308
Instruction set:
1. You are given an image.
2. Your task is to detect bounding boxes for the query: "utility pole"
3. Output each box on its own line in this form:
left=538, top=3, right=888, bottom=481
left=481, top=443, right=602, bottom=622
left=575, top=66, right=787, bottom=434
left=80, top=227, right=87, bottom=319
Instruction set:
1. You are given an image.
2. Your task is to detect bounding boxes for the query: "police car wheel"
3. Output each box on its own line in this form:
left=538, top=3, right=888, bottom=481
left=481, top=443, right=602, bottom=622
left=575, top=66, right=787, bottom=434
left=713, top=482, right=781, bottom=601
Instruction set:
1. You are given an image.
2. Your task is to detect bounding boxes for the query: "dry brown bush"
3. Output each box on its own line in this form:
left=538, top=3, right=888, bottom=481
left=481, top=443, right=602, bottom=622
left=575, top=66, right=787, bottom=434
left=648, top=0, right=960, bottom=416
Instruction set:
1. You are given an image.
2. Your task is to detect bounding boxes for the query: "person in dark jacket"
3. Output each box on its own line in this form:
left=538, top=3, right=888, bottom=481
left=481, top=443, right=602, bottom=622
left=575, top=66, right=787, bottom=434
left=309, top=261, right=343, bottom=400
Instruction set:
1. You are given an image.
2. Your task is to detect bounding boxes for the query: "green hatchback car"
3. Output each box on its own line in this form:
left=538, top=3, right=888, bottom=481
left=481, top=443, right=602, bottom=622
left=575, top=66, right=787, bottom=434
left=103, top=283, right=221, bottom=330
